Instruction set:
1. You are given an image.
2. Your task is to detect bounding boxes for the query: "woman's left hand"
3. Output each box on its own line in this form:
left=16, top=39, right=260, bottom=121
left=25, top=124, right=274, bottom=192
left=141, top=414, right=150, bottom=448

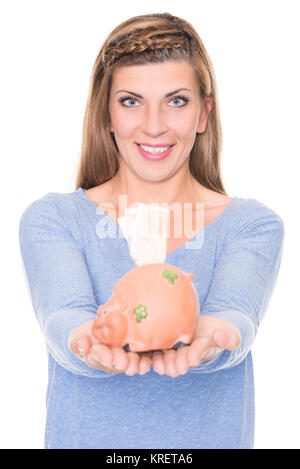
left=152, top=315, right=241, bottom=378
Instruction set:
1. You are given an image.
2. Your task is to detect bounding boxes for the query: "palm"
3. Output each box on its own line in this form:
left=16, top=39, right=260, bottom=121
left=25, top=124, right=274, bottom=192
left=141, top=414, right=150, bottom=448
left=187, top=315, right=240, bottom=365
left=69, top=316, right=240, bottom=378
left=152, top=315, right=240, bottom=378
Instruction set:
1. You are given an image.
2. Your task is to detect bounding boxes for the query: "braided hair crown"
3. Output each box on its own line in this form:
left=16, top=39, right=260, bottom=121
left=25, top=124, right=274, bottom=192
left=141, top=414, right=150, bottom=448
left=101, top=12, right=198, bottom=69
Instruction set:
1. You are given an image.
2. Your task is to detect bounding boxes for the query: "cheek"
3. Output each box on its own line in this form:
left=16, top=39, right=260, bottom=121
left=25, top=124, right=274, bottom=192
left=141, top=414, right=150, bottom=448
left=110, top=109, right=139, bottom=137
left=110, top=106, right=200, bottom=139
left=170, top=111, right=199, bottom=139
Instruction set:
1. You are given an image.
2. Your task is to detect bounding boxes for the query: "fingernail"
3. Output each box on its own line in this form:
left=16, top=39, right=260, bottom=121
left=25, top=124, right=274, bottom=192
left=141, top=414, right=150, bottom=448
left=77, top=339, right=85, bottom=353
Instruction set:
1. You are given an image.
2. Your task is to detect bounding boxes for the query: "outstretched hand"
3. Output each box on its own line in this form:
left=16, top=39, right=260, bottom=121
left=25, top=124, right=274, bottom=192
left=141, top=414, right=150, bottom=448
left=68, top=320, right=152, bottom=376
left=152, top=315, right=241, bottom=378
left=69, top=316, right=240, bottom=378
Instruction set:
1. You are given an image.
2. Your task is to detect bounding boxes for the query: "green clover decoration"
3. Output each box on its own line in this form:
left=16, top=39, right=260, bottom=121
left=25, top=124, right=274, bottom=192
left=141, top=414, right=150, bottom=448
left=162, top=268, right=178, bottom=285
left=133, top=304, right=148, bottom=323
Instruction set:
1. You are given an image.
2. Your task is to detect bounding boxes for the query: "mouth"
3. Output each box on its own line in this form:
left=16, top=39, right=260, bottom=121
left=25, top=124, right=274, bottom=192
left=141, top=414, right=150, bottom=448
left=135, top=143, right=175, bottom=161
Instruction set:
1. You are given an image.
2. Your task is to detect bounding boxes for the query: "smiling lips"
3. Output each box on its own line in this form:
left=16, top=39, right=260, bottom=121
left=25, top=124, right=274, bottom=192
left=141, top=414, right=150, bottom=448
left=137, top=142, right=174, bottom=147
left=136, top=143, right=175, bottom=160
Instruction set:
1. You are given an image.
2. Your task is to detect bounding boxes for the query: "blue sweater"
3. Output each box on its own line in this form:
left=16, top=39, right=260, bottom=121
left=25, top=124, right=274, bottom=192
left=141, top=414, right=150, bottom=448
left=19, top=187, right=284, bottom=449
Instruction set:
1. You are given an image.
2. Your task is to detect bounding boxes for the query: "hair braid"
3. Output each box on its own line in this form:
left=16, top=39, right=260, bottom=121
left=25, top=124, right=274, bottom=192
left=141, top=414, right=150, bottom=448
left=102, top=29, right=191, bottom=69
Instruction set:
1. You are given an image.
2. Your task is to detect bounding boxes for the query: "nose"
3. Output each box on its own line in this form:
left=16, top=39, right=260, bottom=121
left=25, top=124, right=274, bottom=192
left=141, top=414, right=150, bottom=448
left=141, top=105, right=168, bottom=137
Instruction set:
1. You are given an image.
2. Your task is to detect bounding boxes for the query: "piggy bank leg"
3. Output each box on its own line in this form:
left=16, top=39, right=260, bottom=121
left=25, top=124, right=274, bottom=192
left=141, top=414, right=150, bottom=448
left=172, top=341, right=189, bottom=350
left=123, top=341, right=150, bottom=353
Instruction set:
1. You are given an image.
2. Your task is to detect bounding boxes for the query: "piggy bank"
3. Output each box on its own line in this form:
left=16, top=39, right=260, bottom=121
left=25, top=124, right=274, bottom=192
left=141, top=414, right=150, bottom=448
left=92, top=263, right=200, bottom=352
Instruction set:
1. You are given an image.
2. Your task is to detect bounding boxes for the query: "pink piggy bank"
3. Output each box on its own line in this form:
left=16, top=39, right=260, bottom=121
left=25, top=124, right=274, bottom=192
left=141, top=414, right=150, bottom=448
left=92, top=263, right=200, bottom=352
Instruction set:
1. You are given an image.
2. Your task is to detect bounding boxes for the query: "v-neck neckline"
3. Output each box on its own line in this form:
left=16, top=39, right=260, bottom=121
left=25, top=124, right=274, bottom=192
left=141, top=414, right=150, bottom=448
left=76, top=187, right=238, bottom=260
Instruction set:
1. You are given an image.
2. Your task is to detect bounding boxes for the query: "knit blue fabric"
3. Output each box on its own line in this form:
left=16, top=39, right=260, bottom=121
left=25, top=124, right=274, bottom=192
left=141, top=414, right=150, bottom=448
left=19, top=187, right=284, bottom=449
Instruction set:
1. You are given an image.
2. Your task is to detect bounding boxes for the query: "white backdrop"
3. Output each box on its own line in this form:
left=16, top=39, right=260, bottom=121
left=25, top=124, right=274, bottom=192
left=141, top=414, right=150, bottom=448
left=1, top=0, right=299, bottom=449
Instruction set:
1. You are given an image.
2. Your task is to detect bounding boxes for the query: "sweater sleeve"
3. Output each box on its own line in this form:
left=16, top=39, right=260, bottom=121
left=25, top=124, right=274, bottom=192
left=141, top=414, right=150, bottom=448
left=19, top=193, right=112, bottom=378
left=188, top=203, right=285, bottom=374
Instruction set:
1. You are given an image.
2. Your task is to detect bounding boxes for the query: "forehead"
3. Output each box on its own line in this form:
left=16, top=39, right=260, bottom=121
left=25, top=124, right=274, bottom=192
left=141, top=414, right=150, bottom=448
left=110, top=61, right=198, bottom=92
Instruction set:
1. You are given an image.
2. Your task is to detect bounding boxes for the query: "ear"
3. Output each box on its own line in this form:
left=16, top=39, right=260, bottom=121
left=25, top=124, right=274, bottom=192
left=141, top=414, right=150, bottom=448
left=197, top=96, right=213, bottom=134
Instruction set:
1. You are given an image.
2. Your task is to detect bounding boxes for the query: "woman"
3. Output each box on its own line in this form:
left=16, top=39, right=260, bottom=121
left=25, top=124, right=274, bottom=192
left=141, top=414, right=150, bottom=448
left=19, top=13, right=284, bottom=449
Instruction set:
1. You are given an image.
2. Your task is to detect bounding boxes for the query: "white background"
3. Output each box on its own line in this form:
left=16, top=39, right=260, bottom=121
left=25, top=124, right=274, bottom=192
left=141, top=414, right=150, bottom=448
left=1, top=0, right=299, bottom=449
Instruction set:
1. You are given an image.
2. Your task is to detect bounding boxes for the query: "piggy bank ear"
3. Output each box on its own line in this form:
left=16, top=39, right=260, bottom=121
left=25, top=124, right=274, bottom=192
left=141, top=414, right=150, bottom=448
left=185, top=272, right=194, bottom=282
left=115, top=294, right=128, bottom=312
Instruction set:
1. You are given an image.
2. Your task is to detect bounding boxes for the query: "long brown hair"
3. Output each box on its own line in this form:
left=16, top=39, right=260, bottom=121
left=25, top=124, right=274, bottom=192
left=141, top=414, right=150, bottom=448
left=75, top=12, right=227, bottom=195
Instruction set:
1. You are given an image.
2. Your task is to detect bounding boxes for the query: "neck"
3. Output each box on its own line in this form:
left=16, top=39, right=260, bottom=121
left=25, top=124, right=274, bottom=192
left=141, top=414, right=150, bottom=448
left=110, top=163, right=202, bottom=210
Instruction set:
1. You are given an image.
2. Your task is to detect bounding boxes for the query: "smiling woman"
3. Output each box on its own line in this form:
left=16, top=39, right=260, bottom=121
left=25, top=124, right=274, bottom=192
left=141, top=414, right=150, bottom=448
left=106, top=61, right=212, bottom=186
left=115, top=82, right=192, bottom=161
left=76, top=13, right=222, bottom=195
left=19, top=12, right=285, bottom=450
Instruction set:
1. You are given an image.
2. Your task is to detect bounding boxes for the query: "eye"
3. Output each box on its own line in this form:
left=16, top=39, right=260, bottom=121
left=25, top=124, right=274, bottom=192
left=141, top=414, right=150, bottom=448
left=118, top=95, right=139, bottom=107
left=118, top=94, right=190, bottom=108
left=168, top=95, right=190, bottom=107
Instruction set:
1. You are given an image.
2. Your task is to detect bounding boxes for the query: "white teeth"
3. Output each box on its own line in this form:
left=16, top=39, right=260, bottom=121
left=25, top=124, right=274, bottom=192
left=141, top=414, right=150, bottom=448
left=139, top=144, right=171, bottom=154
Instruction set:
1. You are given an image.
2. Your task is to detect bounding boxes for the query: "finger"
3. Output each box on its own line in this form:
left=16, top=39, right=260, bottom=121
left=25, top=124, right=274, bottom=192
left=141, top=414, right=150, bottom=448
left=111, top=347, right=128, bottom=370
left=187, top=335, right=212, bottom=367
left=201, top=346, right=224, bottom=361
left=90, top=343, right=113, bottom=366
left=138, top=353, right=152, bottom=375
left=86, top=354, right=108, bottom=370
left=213, top=327, right=240, bottom=350
left=174, top=347, right=189, bottom=375
left=152, top=351, right=165, bottom=375
left=163, top=349, right=177, bottom=377
left=69, top=336, right=90, bottom=357
left=125, top=352, right=140, bottom=376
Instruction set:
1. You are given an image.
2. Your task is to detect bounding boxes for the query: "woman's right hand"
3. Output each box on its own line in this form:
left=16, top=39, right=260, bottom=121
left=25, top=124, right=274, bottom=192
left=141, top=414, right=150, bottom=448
left=68, top=320, right=152, bottom=376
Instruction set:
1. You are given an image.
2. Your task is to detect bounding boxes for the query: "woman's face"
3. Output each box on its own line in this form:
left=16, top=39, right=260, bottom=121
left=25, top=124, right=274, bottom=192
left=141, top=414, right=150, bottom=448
left=108, top=61, right=212, bottom=183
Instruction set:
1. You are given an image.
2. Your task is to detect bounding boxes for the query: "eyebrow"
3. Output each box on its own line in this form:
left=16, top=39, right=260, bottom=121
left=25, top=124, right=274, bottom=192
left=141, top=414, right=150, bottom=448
left=115, top=88, right=192, bottom=98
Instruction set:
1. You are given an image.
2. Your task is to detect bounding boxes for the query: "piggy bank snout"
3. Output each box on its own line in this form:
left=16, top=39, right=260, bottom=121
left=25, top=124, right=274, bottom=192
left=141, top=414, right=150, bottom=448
left=103, top=311, right=123, bottom=328
left=93, top=311, right=128, bottom=347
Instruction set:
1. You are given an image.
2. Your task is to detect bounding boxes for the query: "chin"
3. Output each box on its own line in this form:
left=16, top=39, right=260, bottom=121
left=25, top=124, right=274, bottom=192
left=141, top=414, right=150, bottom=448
left=136, top=170, right=173, bottom=184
